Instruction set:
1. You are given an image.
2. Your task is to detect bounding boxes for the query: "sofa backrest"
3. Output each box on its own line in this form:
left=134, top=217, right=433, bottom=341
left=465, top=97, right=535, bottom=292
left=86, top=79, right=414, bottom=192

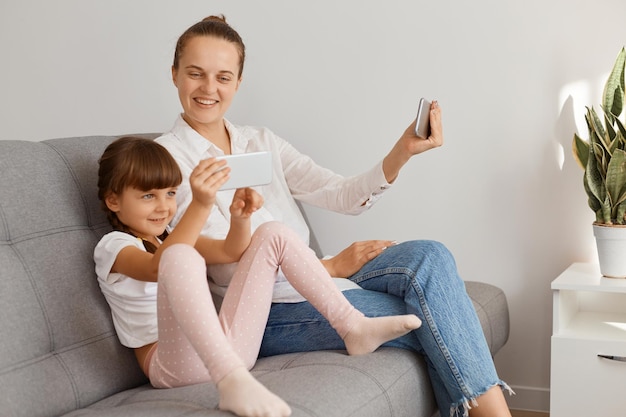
left=0, top=135, right=156, bottom=417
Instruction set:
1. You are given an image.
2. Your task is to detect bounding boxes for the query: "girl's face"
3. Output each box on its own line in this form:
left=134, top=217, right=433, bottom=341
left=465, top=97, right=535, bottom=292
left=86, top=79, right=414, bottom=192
left=172, top=36, right=242, bottom=133
left=105, top=187, right=178, bottom=240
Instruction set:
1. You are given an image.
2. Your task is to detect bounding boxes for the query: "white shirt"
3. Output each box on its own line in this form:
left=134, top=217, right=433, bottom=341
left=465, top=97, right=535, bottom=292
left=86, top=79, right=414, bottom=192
left=94, top=232, right=158, bottom=348
left=156, top=115, right=392, bottom=301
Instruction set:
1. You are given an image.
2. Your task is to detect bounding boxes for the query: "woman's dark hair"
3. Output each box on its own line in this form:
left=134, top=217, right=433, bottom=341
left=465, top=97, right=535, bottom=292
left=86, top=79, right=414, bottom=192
left=173, top=14, right=246, bottom=78
left=97, top=136, right=182, bottom=244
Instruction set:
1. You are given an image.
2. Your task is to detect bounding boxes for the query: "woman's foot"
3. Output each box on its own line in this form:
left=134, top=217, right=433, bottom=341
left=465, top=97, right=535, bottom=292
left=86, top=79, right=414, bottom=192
left=217, top=367, right=292, bottom=417
left=343, top=314, right=421, bottom=355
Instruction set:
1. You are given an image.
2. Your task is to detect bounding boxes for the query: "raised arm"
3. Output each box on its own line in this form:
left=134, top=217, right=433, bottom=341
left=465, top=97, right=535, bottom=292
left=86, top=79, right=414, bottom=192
left=382, top=100, right=443, bottom=183
left=112, top=158, right=230, bottom=282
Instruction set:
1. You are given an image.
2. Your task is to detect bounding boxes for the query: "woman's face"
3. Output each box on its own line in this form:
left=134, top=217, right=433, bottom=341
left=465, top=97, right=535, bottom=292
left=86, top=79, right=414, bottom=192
left=172, top=36, right=241, bottom=132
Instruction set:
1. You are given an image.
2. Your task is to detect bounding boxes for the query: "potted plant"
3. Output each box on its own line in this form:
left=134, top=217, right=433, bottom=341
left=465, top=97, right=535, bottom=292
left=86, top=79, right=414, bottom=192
left=573, top=46, right=626, bottom=277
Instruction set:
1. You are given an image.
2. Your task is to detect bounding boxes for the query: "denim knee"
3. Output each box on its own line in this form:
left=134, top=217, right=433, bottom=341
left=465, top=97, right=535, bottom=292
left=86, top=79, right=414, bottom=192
left=395, top=240, right=456, bottom=270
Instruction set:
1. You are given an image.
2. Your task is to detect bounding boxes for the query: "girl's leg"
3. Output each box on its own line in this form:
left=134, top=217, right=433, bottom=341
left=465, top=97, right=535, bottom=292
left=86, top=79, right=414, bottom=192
left=260, top=289, right=419, bottom=357
left=148, top=224, right=418, bottom=416
left=219, top=221, right=421, bottom=364
left=149, top=244, right=291, bottom=417
left=348, top=240, right=512, bottom=417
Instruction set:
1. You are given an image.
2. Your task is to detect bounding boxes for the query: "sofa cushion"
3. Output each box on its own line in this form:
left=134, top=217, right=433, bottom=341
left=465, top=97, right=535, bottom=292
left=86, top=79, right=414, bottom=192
left=466, top=281, right=509, bottom=353
left=62, top=349, right=435, bottom=417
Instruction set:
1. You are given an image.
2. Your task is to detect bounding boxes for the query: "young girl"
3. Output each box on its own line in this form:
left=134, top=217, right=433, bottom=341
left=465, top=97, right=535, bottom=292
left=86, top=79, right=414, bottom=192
left=94, top=136, right=421, bottom=417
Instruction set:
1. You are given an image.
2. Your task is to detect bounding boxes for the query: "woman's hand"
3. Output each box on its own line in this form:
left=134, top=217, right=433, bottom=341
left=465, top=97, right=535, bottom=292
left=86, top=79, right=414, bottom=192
left=320, top=240, right=395, bottom=278
left=401, top=99, right=443, bottom=156
left=189, top=157, right=229, bottom=209
left=382, top=100, right=443, bottom=183
left=230, top=188, right=264, bottom=220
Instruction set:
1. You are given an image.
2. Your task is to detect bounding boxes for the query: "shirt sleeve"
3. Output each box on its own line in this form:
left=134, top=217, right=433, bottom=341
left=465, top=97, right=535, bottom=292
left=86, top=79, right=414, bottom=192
left=275, top=135, right=393, bottom=215
left=94, top=232, right=143, bottom=285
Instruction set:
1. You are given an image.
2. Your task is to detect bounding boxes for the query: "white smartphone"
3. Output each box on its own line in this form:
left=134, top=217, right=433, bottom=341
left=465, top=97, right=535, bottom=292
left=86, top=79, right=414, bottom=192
left=414, top=98, right=431, bottom=139
left=216, top=151, right=273, bottom=190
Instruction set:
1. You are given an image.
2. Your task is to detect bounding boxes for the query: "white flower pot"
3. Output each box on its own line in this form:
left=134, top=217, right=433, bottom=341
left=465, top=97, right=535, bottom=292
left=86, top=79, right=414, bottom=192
left=593, top=223, right=626, bottom=278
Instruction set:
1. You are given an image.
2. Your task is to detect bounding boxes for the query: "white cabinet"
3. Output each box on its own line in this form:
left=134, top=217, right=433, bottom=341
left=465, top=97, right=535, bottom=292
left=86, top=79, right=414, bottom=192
left=550, top=263, right=626, bottom=416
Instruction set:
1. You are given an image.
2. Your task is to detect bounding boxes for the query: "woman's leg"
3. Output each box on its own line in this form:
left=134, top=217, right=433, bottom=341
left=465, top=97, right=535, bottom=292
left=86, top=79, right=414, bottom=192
left=348, top=240, right=511, bottom=417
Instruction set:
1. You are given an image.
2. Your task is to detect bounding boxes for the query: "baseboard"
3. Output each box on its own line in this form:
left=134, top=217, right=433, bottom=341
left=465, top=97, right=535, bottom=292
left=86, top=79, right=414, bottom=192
left=506, top=385, right=550, bottom=412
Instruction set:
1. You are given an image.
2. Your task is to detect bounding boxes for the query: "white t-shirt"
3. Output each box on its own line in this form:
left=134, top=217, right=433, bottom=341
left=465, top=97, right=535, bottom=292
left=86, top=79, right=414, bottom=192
left=156, top=115, right=391, bottom=302
left=94, top=231, right=158, bottom=348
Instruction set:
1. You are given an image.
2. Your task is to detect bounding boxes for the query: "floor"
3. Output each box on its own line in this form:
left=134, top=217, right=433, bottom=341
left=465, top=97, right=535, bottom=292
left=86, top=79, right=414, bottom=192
left=511, top=410, right=548, bottom=417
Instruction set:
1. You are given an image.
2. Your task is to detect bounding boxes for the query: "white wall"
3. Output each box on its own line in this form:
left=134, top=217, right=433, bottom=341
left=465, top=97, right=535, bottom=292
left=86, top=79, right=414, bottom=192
left=3, top=0, right=626, bottom=411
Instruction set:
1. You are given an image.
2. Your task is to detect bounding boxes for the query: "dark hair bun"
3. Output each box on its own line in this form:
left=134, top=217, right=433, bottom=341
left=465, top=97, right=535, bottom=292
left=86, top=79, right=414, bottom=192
left=202, top=15, right=226, bottom=24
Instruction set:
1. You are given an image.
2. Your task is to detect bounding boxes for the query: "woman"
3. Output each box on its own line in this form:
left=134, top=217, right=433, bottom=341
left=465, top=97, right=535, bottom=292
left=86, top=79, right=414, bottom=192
left=156, top=15, right=512, bottom=417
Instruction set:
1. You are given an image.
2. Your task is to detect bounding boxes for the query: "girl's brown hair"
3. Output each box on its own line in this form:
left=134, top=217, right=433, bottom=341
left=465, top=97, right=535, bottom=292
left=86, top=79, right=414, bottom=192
left=97, top=136, right=182, bottom=235
left=173, top=14, right=246, bottom=78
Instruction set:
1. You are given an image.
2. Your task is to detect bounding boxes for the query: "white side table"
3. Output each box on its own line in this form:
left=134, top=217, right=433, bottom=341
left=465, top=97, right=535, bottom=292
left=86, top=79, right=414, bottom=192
left=550, top=263, right=626, bottom=416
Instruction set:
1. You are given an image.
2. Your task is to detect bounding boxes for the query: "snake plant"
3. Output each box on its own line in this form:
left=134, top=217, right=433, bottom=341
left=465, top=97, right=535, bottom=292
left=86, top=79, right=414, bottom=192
left=573, top=47, right=626, bottom=224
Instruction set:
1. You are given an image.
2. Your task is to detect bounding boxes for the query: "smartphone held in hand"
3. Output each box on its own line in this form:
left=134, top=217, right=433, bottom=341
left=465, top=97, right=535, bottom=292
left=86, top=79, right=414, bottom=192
left=414, top=98, right=431, bottom=139
left=216, top=151, right=273, bottom=190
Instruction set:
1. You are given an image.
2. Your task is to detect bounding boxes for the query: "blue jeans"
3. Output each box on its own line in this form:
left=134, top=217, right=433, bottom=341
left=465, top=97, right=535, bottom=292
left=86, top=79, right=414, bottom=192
left=260, top=240, right=506, bottom=417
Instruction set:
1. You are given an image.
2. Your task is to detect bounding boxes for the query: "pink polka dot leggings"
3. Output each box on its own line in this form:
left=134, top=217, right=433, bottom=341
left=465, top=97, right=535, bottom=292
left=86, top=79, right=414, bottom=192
left=147, top=221, right=363, bottom=388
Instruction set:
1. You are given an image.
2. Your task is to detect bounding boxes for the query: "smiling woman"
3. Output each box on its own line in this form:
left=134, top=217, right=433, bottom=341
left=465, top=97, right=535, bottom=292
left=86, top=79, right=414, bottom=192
left=155, top=14, right=513, bottom=417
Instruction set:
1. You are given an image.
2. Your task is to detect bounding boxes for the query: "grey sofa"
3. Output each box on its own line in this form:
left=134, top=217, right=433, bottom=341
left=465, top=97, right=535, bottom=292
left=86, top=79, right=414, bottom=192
left=0, top=135, right=510, bottom=417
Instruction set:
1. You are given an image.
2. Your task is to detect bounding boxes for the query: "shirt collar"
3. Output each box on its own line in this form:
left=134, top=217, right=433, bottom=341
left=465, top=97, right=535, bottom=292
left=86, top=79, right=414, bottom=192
left=170, top=114, right=249, bottom=156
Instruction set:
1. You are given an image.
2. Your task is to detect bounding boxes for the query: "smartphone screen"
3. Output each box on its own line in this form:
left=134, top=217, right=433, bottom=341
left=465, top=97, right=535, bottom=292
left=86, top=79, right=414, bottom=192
left=215, top=151, right=273, bottom=190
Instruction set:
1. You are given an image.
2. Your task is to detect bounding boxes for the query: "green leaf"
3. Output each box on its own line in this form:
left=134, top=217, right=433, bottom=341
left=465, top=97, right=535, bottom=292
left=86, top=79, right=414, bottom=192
left=584, top=173, right=602, bottom=213
left=586, top=140, right=606, bottom=207
left=588, top=107, right=609, bottom=152
left=601, top=196, right=612, bottom=224
left=603, top=47, right=626, bottom=117
left=592, top=141, right=608, bottom=178
left=606, top=149, right=626, bottom=210
left=616, top=201, right=626, bottom=224
left=615, top=117, right=626, bottom=143
left=603, top=108, right=617, bottom=144
left=573, top=133, right=589, bottom=169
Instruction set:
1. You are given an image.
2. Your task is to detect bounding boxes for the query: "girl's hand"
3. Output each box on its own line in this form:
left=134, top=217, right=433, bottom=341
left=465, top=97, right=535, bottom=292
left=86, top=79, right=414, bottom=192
left=230, top=188, right=264, bottom=219
left=189, top=158, right=230, bottom=208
